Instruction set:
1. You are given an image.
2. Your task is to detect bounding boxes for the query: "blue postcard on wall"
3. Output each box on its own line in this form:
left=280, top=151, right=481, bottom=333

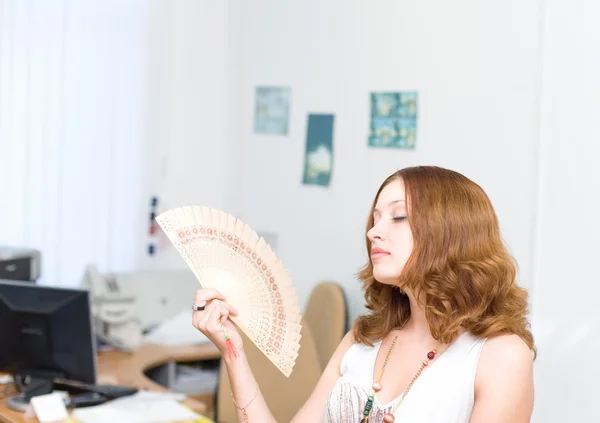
left=368, top=91, right=418, bottom=149
left=254, top=86, right=291, bottom=135
left=302, top=114, right=335, bottom=187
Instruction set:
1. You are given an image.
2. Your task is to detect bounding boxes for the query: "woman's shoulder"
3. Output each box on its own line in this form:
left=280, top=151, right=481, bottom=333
left=469, top=334, right=535, bottom=419
left=479, top=333, right=534, bottom=363
left=475, top=333, right=534, bottom=390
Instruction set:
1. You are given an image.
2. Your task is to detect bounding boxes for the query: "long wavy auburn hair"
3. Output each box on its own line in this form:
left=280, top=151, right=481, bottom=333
left=352, top=166, right=536, bottom=358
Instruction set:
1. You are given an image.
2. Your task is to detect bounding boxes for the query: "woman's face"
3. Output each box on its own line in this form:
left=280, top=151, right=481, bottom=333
left=367, top=178, right=414, bottom=286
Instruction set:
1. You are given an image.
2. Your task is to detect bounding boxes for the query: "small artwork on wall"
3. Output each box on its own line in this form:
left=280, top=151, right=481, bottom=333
left=302, top=113, right=335, bottom=187
left=368, top=91, right=418, bottom=149
left=254, top=86, right=291, bottom=135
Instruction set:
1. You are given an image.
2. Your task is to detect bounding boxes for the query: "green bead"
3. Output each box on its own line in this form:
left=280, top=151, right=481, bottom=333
left=362, top=395, right=375, bottom=416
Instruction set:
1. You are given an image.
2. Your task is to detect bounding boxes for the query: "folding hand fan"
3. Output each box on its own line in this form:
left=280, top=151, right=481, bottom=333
left=155, top=206, right=302, bottom=377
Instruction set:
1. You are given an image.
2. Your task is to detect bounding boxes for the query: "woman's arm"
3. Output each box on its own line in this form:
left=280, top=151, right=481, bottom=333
left=192, top=288, right=278, bottom=422
left=469, top=334, right=535, bottom=423
left=290, top=331, right=355, bottom=422
left=192, top=288, right=356, bottom=422
left=223, top=349, right=277, bottom=423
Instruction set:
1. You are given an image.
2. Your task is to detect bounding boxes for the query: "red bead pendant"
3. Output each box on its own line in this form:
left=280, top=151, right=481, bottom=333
left=427, top=350, right=436, bottom=360
left=383, top=413, right=396, bottom=422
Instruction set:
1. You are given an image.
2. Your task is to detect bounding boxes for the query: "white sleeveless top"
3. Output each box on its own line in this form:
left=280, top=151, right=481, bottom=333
left=324, top=332, right=486, bottom=423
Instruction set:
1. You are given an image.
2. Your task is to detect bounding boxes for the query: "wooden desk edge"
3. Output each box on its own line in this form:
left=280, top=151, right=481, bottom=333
left=0, top=342, right=221, bottom=423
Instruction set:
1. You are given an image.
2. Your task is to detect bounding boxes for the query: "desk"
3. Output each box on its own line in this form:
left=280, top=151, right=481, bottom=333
left=0, top=343, right=221, bottom=423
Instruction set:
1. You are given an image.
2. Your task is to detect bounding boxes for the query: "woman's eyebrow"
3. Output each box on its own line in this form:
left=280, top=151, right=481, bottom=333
left=373, top=199, right=405, bottom=214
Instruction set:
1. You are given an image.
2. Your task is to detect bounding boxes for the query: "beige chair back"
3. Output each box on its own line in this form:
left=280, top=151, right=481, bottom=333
left=303, top=282, right=346, bottom=370
left=216, top=322, right=322, bottom=423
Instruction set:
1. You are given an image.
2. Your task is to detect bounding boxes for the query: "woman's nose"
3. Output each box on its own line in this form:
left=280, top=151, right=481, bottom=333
left=368, top=224, right=384, bottom=241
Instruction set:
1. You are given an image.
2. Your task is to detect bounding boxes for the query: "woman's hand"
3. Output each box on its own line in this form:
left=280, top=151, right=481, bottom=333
left=191, top=288, right=243, bottom=358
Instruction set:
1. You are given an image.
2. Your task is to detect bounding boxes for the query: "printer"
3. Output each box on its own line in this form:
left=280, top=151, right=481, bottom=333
left=0, top=247, right=41, bottom=282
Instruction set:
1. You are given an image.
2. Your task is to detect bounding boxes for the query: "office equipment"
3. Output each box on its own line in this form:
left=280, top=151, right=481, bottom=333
left=0, top=280, right=97, bottom=411
left=0, top=342, right=219, bottom=423
left=143, top=309, right=211, bottom=347
left=67, top=392, right=109, bottom=408
left=82, top=265, right=201, bottom=335
left=117, top=269, right=204, bottom=331
left=52, top=379, right=138, bottom=399
left=146, top=358, right=219, bottom=404
left=81, top=265, right=142, bottom=352
left=156, top=206, right=302, bottom=378
left=0, top=248, right=41, bottom=282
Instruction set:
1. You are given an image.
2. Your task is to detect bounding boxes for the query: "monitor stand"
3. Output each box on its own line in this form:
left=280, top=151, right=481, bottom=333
left=6, top=370, right=66, bottom=412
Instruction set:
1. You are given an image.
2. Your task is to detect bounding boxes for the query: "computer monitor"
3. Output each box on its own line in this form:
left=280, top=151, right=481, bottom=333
left=0, top=279, right=97, bottom=405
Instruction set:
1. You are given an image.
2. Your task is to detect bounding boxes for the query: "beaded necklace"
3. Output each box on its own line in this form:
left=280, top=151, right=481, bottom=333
left=360, top=334, right=440, bottom=423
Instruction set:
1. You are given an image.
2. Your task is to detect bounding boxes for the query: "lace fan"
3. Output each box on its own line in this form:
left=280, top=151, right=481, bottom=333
left=155, top=206, right=302, bottom=377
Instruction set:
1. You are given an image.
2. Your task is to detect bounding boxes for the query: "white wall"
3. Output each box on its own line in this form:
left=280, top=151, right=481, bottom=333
left=234, top=0, right=541, bottom=319
left=138, top=0, right=240, bottom=271
left=530, top=0, right=600, bottom=421
left=533, top=0, right=600, bottom=323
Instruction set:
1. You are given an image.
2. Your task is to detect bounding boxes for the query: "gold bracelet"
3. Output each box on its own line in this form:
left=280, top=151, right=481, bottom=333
left=231, top=384, right=259, bottom=422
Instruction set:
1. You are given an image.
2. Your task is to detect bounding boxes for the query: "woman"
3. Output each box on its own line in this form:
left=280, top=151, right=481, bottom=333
left=192, top=166, right=536, bottom=423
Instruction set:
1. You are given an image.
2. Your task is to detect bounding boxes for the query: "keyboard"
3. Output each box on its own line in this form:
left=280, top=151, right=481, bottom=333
left=52, top=378, right=138, bottom=399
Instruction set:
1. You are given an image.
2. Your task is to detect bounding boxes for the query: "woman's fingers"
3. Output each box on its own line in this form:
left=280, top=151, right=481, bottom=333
left=191, top=293, right=244, bottom=355
left=223, top=300, right=239, bottom=316
left=194, top=299, right=238, bottom=332
left=193, top=289, right=239, bottom=315
left=205, top=302, right=229, bottom=332
left=194, top=288, right=226, bottom=305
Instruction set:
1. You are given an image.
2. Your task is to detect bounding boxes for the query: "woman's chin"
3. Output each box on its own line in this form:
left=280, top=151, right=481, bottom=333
left=373, top=272, right=401, bottom=286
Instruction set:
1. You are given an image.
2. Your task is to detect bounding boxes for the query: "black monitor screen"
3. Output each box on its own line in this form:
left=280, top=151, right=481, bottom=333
left=0, top=279, right=97, bottom=384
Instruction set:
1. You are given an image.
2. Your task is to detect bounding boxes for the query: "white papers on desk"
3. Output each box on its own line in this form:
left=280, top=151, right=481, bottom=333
left=30, top=392, right=69, bottom=423
left=143, top=310, right=211, bottom=346
left=0, top=374, right=13, bottom=384
left=71, top=391, right=201, bottom=423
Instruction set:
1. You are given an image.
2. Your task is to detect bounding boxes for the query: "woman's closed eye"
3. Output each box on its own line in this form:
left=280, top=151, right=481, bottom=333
left=393, top=216, right=407, bottom=222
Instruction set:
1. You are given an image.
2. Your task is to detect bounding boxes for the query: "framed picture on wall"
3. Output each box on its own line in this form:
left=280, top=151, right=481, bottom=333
left=368, top=91, right=418, bottom=149
left=254, top=86, right=291, bottom=135
left=302, top=113, right=335, bottom=187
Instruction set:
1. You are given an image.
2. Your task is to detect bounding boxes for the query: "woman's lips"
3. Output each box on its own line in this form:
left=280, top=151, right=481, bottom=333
left=371, top=247, right=390, bottom=260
